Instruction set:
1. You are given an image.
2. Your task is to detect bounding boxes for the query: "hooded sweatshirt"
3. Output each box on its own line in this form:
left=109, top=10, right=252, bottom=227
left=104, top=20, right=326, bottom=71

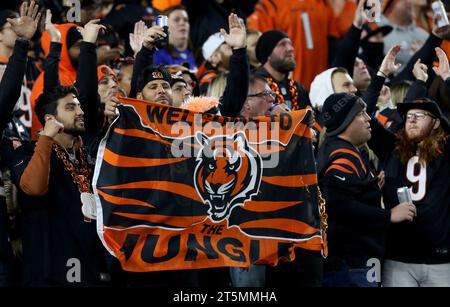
left=30, top=23, right=79, bottom=139
left=308, top=68, right=337, bottom=110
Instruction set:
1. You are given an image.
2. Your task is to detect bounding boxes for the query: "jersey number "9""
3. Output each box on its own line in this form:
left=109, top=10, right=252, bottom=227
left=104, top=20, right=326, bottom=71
left=406, top=156, right=426, bottom=201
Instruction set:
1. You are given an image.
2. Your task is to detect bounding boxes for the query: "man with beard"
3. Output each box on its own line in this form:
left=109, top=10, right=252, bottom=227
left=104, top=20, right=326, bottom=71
left=137, top=65, right=174, bottom=105
left=254, top=30, right=311, bottom=112
left=6, top=85, right=109, bottom=286
left=3, top=12, right=110, bottom=285
left=370, top=97, right=450, bottom=286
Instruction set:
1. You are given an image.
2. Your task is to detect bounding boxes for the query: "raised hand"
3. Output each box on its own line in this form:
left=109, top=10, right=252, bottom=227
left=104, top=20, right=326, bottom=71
left=142, top=25, right=166, bottom=50
left=412, top=58, right=428, bottom=82
left=130, top=20, right=148, bottom=56
left=379, top=45, right=402, bottom=77
left=220, top=13, right=246, bottom=49
left=432, top=47, right=450, bottom=80
left=7, top=0, right=42, bottom=40
left=45, top=9, right=61, bottom=43
left=353, top=0, right=371, bottom=29
left=79, top=19, right=106, bottom=44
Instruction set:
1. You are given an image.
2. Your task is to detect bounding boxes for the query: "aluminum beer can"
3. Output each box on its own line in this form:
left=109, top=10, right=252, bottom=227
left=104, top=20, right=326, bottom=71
left=432, top=1, right=450, bottom=29
left=397, top=186, right=413, bottom=204
left=156, top=15, right=168, bottom=28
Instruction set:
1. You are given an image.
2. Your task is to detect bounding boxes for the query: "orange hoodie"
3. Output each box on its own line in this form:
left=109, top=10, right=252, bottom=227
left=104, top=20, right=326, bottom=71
left=30, top=23, right=79, bottom=139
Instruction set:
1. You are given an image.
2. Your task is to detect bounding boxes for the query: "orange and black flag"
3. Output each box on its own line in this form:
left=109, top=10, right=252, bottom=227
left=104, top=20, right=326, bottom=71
left=93, top=97, right=324, bottom=272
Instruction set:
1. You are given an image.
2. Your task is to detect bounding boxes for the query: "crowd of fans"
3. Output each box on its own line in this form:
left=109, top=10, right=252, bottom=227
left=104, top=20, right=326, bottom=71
left=0, top=0, right=449, bottom=287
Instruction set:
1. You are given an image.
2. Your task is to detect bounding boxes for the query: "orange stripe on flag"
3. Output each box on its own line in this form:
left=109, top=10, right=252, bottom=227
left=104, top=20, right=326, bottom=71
left=261, top=174, right=317, bottom=187
left=97, top=189, right=155, bottom=208
left=112, top=212, right=205, bottom=228
left=243, top=201, right=301, bottom=212
left=114, top=128, right=173, bottom=146
left=329, top=148, right=367, bottom=173
left=100, top=181, right=202, bottom=202
left=103, top=148, right=189, bottom=167
left=295, top=236, right=323, bottom=251
left=239, top=218, right=319, bottom=235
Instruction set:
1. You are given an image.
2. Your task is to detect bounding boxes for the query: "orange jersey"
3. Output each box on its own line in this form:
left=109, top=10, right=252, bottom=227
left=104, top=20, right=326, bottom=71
left=248, top=0, right=344, bottom=90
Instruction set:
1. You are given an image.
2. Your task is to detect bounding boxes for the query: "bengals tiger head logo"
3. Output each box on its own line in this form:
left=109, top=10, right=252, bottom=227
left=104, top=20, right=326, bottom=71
left=194, top=132, right=263, bottom=222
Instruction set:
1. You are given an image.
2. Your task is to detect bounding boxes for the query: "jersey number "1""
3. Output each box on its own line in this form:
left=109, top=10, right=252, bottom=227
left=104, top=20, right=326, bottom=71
left=406, top=156, right=427, bottom=201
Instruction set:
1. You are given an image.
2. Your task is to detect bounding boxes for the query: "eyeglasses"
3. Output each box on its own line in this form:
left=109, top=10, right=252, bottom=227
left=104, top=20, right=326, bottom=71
left=405, top=111, right=435, bottom=121
left=247, top=90, right=276, bottom=100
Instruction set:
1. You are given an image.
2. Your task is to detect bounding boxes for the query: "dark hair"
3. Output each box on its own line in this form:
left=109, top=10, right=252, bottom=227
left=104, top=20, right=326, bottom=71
left=35, top=86, right=78, bottom=125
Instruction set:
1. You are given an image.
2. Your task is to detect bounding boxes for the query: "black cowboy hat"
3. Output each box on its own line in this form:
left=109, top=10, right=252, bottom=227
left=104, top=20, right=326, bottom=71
left=397, top=98, right=450, bottom=132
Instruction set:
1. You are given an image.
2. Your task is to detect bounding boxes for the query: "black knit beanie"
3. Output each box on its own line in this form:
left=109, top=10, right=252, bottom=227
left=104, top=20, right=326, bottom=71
left=322, top=93, right=366, bottom=136
left=255, top=30, right=289, bottom=64
left=138, top=65, right=172, bottom=92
